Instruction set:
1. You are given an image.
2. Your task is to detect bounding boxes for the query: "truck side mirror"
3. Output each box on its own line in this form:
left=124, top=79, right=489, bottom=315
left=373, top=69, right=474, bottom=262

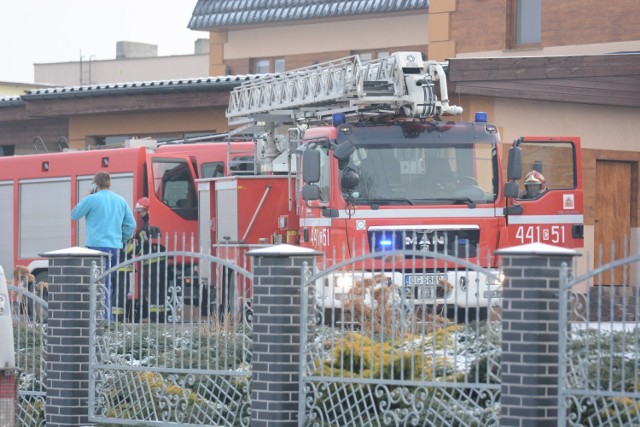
left=507, top=146, right=522, bottom=181
left=302, top=149, right=320, bottom=184
left=302, top=184, right=321, bottom=201
left=504, top=181, right=519, bottom=198
left=333, top=140, right=355, bottom=162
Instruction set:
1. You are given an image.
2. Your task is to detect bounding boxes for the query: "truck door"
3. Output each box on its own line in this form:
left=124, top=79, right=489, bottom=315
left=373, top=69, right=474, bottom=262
left=299, top=139, right=335, bottom=255
left=506, top=137, right=584, bottom=249
left=146, top=154, right=199, bottom=249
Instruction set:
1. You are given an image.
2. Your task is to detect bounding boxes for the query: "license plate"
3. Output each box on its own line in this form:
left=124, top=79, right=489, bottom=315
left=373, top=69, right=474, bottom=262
left=405, top=274, right=448, bottom=286
left=483, top=290, right=502, bottom=298
left=417, top=285, right=436, bottom=299
left=405, top=274, right=448, bottom=300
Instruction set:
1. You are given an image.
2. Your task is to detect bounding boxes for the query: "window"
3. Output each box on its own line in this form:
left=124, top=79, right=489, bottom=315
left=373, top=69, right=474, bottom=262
left=252, top=57, right=285, bottom=73
left=514, top=0, right=541, bottom=45
left=274, top=58, right=285, bottom=73
left=201, top=161, right=225, bottom=178
left=351, top=51, right=393, bottom=62
left=348, top=145, right=495, bottom=203
left=516, top=141, right=576, bottom=200
left=152, top=159, right=197, bottom=219
left=307, top=144, right=330, bottom=202
left=254, top=59, right=269, bottom=74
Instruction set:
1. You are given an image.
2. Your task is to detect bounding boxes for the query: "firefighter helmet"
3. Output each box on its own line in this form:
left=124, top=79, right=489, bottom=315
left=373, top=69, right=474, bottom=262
left=135, top=197, right=150, bottom=211
left=524, top=170, right=546, bottom=198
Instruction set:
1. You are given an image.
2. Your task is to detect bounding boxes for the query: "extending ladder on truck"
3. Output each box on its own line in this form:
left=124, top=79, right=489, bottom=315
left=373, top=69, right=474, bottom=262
left=226, top=52, right=463, bottom=127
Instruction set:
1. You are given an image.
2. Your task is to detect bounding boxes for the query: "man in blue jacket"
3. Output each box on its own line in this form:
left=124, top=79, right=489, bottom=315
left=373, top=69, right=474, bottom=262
left=71, top=171, right=136, bottom=320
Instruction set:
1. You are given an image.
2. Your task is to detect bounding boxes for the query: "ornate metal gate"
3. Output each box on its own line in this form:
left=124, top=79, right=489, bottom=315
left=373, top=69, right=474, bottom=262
left=299, top=249, right=502, bottom=426
left=559, top=248, right=640, bottom=426
left=8, top=267, right=48, bottom=427
left=88, top=249, right=253, bottom=426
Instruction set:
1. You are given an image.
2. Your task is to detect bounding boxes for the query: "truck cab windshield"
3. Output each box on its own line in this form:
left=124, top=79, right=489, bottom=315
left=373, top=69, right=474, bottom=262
left=337, top=123, right=498, bottom=205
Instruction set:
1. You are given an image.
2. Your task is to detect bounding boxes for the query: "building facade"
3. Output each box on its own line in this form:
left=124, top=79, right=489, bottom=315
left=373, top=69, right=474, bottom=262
left=34, top=40, right=211, bottom=87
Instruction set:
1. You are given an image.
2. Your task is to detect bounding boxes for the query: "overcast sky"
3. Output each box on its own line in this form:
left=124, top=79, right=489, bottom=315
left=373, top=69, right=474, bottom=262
left=0, top=0, right=205, bottom=83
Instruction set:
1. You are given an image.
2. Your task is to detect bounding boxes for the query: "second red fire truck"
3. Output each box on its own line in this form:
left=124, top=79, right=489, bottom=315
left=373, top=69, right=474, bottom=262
left=0, top=139, right=254, bottom=284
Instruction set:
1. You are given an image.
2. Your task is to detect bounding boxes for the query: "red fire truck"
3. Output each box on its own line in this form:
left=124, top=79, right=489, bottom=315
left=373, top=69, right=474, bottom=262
left=0, top=140, right=254, bottom=283
left=198, top=52, right=584, bottom=315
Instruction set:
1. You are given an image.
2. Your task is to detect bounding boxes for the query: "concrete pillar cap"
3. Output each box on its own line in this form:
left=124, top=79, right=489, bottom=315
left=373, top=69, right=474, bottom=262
left=40, top=246, right=110, bottom=257
left=247, top=244, right=322, bottom=257
left=495, top=242, right=579, bottom=256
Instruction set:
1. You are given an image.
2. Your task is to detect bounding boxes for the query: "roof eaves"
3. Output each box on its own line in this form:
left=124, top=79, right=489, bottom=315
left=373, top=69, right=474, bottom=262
left=188, top=0, right=429, bottom=30
left=0, top=96, right=25, bottom=107
left=20, top=75, right=262, bottom=101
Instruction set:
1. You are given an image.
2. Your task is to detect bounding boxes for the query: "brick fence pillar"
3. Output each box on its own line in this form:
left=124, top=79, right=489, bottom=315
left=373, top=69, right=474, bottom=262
left=247, top=244, right=321, bottom=427
left=42, top=247, right=108, bottom=427
left=495, top=242, right=578, bottom=426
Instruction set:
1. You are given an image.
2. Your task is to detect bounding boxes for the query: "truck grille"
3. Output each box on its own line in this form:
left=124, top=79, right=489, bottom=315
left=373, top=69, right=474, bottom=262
left=368, top=228, right=479, bottom=258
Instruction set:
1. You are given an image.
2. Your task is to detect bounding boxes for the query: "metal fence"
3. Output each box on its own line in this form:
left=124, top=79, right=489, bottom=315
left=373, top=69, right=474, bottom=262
left=299, top=247, right=502, bottom=426
left=8, top=238, right=640, bottom=426
left=559, top=242, right=640, bottom=426
left=7, top=267, right=48, bottom=427
left=87, top=244, right=254, bottom=426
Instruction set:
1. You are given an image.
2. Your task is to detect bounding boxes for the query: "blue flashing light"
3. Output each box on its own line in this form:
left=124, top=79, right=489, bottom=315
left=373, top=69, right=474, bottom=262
left=474, top=112, right=488, bottom=123
left=332, top=113, right=346, bottom=126
left=379, top=239, right=394, bottom=248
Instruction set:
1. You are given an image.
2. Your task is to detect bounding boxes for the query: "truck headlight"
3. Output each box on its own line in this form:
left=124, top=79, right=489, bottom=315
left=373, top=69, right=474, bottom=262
left=487, top=272, right=504, bottom=286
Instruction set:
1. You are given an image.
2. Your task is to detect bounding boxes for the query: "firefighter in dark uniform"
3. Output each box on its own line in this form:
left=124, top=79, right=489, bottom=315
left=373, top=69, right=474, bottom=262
left=112, top=239, right=135, bottom=321
left=519, top=170, right=548, bottom=199
left=134, top=197, right=166, bottom=322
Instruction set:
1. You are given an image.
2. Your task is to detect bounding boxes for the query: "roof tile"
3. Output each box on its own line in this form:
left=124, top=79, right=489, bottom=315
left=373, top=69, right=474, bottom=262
left=1, top=75, right=262, bottom=102
left=188, top=0, right=429, bottom=29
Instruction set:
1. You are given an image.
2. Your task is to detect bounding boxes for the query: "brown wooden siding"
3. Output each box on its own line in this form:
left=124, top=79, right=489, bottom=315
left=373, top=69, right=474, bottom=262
left=448, top=55, right=640, bottom=109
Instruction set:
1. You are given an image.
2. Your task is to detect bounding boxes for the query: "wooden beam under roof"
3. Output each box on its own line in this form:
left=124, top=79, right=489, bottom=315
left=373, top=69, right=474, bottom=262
left=448, top=54, right=640, bottom=108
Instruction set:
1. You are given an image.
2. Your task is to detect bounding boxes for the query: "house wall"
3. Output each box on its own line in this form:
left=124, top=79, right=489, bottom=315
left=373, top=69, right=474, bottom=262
left=543, top=0, right=640, bottom=47
left=0, top=118, right=68, bottom=155
left=213, top=13, right=429, bottom=74
left=223, top=14, right=429, bottom=59
left=67, top=109, right=228, bottom=148
left=442, top=0, right=640, bottom=58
